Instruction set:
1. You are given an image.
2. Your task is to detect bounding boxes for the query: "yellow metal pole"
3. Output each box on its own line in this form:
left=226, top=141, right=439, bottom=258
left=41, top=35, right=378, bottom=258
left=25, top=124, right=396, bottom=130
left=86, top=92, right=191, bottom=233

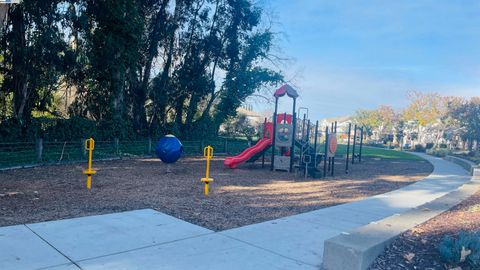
left=86, top=175, right=92, bottom=190
left=83, top=138, right=96, bottom=191
left=201, top=146, right=213, bottom=196
left=205, top=151, right=210, bottom=179
left=88, top=142, right=93, bottom=170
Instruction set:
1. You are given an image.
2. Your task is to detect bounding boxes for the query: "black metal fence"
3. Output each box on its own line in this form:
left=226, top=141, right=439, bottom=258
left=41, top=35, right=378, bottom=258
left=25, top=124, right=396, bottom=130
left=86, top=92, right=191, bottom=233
left=0, top=138, right=252, bottom=169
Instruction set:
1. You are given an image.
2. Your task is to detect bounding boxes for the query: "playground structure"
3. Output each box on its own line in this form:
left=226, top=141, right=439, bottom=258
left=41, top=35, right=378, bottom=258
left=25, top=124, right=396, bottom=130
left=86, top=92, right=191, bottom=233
left=155, top=135, right=183, bottom=173
left=224, top=84, right=364, bottom=178
left=346, top=123, right=364, bottom=173
left=223, top=122, right=274, bottom=169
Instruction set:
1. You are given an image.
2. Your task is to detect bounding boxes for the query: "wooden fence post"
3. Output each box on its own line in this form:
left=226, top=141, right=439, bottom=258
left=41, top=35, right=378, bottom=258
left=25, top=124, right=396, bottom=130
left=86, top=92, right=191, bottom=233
left=81, top=139, right=87, bottom=158
left=148, top=138, right=152, bottom=154
left=35, top=138, right=43, bottom=163
left=114, top=138, right=120, bottom=155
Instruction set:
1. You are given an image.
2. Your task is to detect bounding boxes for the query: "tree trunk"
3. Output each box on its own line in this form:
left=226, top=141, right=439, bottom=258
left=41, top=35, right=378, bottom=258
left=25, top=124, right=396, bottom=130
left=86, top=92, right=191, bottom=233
left=132, top=82, right=147, bottom=134
left=174, top=95, right=186, bottom=134
left=10, top=5, right=30, bottom=125
left=149, top=1, right=183, bottom=133
left=134, top=0, right=169, bottom=134
left=184, top=92, right=200, bottom=133
left=433, top=128, right=444, bottom=148
left=111, top=64, right=126, bottom=132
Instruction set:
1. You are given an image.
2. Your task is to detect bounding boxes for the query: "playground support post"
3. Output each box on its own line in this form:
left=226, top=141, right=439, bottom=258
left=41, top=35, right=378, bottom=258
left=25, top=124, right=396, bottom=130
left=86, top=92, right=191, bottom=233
left=352, top=125, right=357, bottom=164
left=289, top=97, right=297, bottom=173
left=313, top=120, right=319, bottom=161
left=331, top=121, right=337, bottom=176
left=306, top=120, right=311, bottom=143
left=323, top=126, right=329, bottom=177
left=331, top=157, right=335, bottom=176
left=345, top=123, right=352, bottom=174
left=262, top=117, right=267, bottom=168
left=328, top=156, right=331, bottom=172
left=359, top=127, right=364, bottom=163
left=298, top=107, right=309, bottom=122
left=301, top=113, right=306, bottom=140
left=270, top=97, right=279, bottom=171
left=303, top=154, right=311, bottom=179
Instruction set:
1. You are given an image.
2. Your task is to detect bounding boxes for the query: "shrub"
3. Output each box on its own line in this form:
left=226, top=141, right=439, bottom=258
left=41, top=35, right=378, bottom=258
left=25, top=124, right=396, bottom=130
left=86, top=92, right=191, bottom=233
left=426, top=143, right=434, bottom=149
left=0, top=116, right=140, bottom=142
left=467, top=151, right=478, bottom=157
left=438, top=231, right=480, bottom=268
left=366, top=143, right=387, bottom=148
left=414, top=144, right=426, bottom=152
left=427, top=148, right=452, bottom=157
left=42, top=116, right=97, bottom=141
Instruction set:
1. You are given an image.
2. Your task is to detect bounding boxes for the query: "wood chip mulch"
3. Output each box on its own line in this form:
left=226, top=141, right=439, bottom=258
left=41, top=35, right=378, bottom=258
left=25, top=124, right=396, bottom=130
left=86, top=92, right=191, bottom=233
left=0, top=156, right=432, bottom=231
left=370, top=190, right=480, bottom=270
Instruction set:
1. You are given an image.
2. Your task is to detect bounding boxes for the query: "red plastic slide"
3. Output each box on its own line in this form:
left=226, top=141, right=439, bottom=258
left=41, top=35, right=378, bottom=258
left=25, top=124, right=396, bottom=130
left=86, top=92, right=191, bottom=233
left=223, top=138, right=272, bottom=169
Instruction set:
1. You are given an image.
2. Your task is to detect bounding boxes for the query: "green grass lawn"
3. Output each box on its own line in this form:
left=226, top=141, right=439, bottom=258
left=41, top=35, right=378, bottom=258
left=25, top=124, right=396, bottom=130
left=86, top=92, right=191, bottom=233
left=334, top=144, right=424, bottom=161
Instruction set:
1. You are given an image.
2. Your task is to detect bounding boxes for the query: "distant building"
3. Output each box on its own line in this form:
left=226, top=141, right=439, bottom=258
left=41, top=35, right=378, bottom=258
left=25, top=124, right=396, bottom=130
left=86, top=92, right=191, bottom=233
left=237, top=105, right=268, bottom=125
left=319, top=115, right=352, bottom=134
left=319, top=116, right=353, bottom=143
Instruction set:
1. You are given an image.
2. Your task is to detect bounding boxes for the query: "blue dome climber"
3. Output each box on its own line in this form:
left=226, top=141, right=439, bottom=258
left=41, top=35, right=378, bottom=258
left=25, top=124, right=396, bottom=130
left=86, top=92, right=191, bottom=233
left=155, top=135, right=183, bottom=164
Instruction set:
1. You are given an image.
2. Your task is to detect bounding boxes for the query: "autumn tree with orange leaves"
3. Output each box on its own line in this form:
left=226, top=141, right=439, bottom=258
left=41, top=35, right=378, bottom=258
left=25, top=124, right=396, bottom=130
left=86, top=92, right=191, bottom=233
left=402, top=91, right=464, bottom=148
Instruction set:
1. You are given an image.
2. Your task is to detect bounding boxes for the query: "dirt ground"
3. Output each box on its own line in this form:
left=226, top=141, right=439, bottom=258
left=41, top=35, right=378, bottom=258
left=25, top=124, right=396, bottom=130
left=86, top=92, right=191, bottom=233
left=0, top=156, right=432, bottom=231
left=370, top=190, right=480, bottom=270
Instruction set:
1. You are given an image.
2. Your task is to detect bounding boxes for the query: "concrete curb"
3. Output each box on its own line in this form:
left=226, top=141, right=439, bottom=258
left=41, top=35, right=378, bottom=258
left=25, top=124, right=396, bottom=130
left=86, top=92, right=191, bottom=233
left=445, top=155, right=480, bottom=177
left=322, top=158, right=480, bottom=270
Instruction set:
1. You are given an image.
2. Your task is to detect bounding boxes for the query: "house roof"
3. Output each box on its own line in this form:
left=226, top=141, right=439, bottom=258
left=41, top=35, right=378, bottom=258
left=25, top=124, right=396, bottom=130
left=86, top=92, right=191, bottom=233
left=237, top=107, right=263, bottom=118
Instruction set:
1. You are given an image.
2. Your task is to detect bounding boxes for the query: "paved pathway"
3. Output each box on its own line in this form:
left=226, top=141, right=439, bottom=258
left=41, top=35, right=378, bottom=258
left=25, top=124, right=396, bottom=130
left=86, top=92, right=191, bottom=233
left=0, top=153, right=472, bottom=270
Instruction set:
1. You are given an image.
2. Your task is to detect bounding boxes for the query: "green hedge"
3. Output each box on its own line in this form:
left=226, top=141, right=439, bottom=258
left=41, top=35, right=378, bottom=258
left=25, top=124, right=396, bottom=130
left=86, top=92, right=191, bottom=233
left=0, top=117, right=96, bottom=142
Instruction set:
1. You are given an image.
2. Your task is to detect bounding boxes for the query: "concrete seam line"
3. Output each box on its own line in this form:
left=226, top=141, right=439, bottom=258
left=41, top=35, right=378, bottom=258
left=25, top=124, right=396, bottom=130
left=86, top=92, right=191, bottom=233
left=23, top=224, right=83, bottom=270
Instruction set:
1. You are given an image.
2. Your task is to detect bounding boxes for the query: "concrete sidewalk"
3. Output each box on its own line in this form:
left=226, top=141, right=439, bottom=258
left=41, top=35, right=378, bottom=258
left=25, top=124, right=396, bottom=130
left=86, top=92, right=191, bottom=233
left=0, top=154, right=473, bottom=270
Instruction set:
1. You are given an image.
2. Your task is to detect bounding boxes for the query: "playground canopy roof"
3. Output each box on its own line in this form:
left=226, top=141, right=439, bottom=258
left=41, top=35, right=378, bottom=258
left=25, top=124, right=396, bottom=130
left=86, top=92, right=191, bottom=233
left=274, top=84, right=299, bottom=99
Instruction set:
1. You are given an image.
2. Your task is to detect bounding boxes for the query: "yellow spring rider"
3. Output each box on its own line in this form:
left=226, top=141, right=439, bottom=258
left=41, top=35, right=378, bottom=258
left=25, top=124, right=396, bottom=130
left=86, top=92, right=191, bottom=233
left=201, top=146, right=214, bottom=196
left=83, top=138, right=96, bottom=190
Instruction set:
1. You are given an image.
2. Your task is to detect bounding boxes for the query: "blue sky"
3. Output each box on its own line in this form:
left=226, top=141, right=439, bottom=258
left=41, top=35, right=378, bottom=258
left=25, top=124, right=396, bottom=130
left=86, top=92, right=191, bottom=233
left=251, top=0, right=480, bottom=119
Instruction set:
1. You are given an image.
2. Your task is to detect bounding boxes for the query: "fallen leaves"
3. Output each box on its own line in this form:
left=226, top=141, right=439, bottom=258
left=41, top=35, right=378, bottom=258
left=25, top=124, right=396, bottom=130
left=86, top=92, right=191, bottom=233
left=468, top=204, right=480, bottom=213
left=459, top=246, right=471, bottom=263
left=411, top=227, right=426, bottom=235
left=403, top=252, right=415, bottom=263
left=369, top=190, right=480, bottom=269
left=0, top=192, right=24, bottom=197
